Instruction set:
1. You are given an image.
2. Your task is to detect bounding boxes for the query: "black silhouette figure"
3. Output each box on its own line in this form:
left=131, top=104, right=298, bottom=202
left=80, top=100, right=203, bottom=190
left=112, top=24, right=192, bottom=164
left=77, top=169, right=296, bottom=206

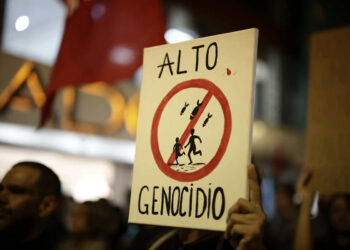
left=190, top=100, right=203, bottom=120
left=173, top=137, right=185, bottom=165
left=202, top=113, right=213, bottom=127
left=184, top=129, right=202, bottom=164
left=180, top=102, right=189, bottom=116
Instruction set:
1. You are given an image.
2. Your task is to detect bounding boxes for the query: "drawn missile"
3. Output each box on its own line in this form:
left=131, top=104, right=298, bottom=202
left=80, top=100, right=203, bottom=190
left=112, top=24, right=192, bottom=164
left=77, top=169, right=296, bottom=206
left=202, top=113, right=212, bottom=127
left=180, top=102, right=189, bottom=116
left=190, top=100, right=203, bottom=120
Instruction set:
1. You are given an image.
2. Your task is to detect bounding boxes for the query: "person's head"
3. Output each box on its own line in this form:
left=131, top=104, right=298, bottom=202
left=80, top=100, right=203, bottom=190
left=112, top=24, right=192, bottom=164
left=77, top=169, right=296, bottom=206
left=68, top=200, right=119, bottom=238
left=329, top=194, right=350, bottom=235
left=191, top=129, right=195, bottom=135
left=0, top=161, right=61, bottom=242
left=68, top=202, right=91, bottom=236
left=176, top=137, right=179, bottom=142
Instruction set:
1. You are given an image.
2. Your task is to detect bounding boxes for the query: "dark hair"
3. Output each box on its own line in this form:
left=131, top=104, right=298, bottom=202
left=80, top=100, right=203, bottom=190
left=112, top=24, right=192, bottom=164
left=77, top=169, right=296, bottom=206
left=327, top=193, right=350, bottom=241
left=12, top=161, right=62, bottom=198
left=329, top=193, right=350, bottom=208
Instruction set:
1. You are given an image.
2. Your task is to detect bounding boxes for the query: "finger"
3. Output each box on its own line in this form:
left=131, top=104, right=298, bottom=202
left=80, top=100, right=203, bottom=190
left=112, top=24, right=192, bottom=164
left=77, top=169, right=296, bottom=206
left=227, top=198, right=255, bottom=219
left=227, top=213, right=258, bottom=226
left=248, top=164, right=261, bottom=206
left=226, top=214, right=256, bottom=237
left=225, top=204, right=252, bottom=239
left=227, top=201, right=240, bottom=221
left=225, top=213, right=259, bottom=239
left=296, top=168, right=312, bottom=191
left=230, top=224, right=253, bottom=239
left=226, top=213, right=254, bottom=239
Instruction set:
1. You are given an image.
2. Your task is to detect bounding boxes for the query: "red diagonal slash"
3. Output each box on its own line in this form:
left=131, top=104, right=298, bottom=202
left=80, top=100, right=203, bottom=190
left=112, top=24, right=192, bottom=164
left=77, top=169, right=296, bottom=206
left=167, top=90, right=213, bottom=164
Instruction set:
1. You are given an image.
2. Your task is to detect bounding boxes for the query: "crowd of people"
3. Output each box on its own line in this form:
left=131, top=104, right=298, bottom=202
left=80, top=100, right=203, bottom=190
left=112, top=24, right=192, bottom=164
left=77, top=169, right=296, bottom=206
left=0, top=161, right=349, bottom=250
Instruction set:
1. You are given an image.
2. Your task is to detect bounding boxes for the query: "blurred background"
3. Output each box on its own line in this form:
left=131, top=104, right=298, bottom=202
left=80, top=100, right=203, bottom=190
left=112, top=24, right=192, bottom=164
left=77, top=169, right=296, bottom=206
left=0, top=0, right=349, bottom=245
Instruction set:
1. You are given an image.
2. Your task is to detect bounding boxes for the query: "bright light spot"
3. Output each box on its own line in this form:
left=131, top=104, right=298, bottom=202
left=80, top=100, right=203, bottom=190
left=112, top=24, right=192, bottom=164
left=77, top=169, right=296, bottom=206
left=253, top=120, right=267, bottom=140
left=73, top=175, right=111, bottom=203
left=0, top=123, right=136, bottom=164
left=256, top=60, right=269, bottom=83
left=110, top=46, right=135, bottom=65
left=91, top=3, right=106, bottom=20
left=15, top=16, right=30, bottom=32
left=164, top=28, right=195, bottom=44
left=133, top=66, right=143, bottom=87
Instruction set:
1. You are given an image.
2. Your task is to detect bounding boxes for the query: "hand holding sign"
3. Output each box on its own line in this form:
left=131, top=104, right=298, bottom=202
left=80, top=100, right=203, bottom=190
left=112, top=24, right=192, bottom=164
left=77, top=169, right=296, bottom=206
left=224, top=164, right=266, bottom=250
left=296, top=168, right=314, bottom=205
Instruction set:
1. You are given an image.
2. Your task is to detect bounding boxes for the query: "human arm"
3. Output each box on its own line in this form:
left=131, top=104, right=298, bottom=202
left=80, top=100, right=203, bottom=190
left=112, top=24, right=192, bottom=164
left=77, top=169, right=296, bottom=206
left=224, top=164, right=267, bottom=250
left=293, top=168, right=314, bottom=250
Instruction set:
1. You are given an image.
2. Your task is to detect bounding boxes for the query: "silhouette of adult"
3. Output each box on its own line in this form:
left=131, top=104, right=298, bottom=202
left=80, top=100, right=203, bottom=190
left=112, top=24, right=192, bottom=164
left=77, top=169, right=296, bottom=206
left=294, top=169, right=350, bottom=250
left=184, top=129, right=202, bottom=164
left=0, top=161, right=62, bottom=250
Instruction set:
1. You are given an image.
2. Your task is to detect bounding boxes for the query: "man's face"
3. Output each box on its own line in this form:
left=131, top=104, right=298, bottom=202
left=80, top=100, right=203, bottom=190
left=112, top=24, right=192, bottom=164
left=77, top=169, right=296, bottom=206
left=0, top=166, right=42, bottom=233
left=330, top=196, right=350, bottom=233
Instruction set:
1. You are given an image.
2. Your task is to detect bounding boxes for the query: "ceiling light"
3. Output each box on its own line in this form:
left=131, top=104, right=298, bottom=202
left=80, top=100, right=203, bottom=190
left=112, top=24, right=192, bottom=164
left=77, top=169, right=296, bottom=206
left=15, top=15, right=30, bottom=32
left=164, top=28, right=195, bottom=44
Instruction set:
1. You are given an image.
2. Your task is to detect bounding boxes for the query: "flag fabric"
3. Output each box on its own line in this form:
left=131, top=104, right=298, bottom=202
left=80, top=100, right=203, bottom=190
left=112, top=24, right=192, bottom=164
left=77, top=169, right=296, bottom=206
left=40, top=0, right=166, bottom=126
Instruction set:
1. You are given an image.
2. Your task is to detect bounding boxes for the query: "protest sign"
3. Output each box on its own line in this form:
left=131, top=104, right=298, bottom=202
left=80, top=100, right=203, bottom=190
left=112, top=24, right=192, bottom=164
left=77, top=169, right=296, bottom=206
left=306, top=26, right=350, bottom=194
left=129, top=28, right=258, bottom=231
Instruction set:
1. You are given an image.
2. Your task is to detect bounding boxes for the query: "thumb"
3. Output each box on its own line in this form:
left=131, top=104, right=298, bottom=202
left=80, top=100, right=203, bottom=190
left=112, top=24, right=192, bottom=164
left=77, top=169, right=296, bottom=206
left=248, top=164, right=262, bottom=206
left=296, top=168, right=312, bottom=191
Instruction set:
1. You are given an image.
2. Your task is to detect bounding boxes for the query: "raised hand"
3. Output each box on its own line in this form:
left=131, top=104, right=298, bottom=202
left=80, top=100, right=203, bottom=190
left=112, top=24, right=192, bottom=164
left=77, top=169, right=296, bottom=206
left=225, top=164, right=266, bottom=250
left=296, top=168, right=314, bottom=205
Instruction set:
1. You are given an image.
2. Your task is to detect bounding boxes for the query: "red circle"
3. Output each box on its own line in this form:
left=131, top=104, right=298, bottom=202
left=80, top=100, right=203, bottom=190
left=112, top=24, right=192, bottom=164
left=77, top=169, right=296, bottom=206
left=151, top=79, right=232, bottom=182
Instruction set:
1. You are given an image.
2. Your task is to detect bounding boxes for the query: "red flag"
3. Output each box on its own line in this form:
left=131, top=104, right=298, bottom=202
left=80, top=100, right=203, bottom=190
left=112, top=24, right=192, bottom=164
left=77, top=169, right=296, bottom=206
left=40, top=0, right=166, bottom=126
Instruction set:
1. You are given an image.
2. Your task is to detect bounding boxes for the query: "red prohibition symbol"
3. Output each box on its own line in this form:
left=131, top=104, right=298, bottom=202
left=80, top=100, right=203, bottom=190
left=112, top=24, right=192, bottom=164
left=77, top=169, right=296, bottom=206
left=151, top=79, right=232, bottom=182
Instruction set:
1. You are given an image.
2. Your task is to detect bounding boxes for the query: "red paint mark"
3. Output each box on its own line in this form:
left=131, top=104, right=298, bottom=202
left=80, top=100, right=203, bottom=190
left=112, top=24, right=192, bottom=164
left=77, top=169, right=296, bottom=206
left=227, top=68, right=231, bottom=75
left=151, top=78, right=232, bottom=182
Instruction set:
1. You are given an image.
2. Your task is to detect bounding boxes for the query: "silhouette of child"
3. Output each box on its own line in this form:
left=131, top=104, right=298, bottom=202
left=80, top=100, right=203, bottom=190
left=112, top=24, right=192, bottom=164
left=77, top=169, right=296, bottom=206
left=173, top=137, right=185, bottom=165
